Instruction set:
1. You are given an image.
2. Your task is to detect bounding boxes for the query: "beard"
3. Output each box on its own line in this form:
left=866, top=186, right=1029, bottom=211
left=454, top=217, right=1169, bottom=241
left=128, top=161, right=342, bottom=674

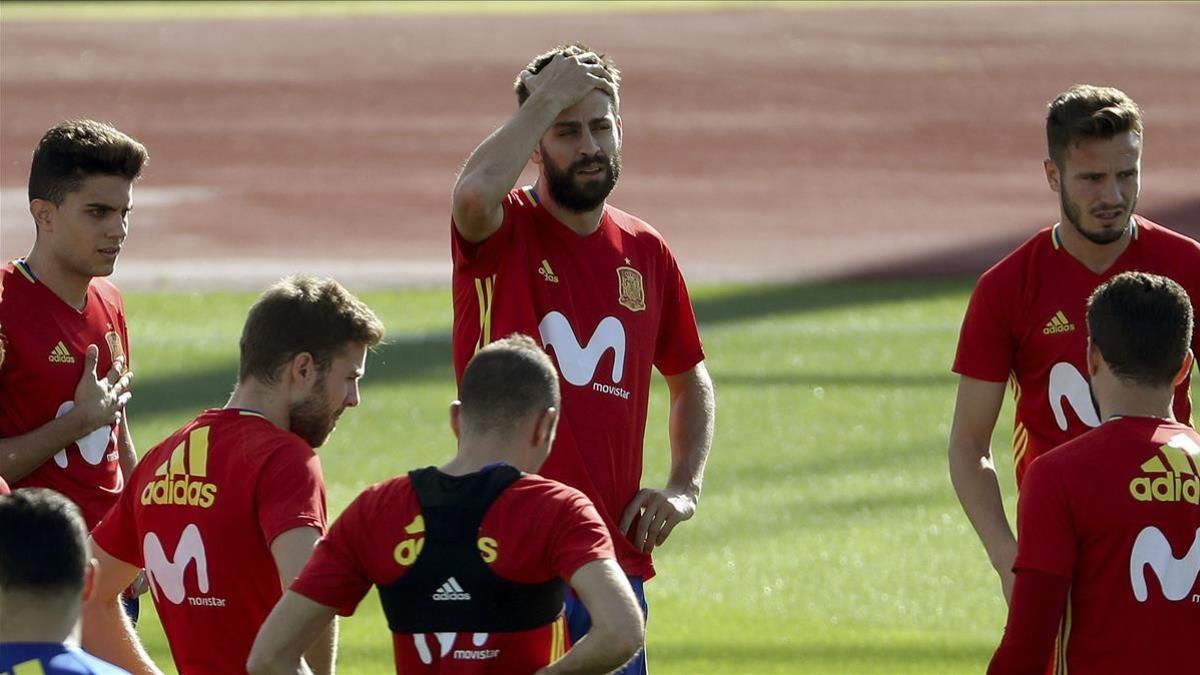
left=540, top=144, right=621, bottom=213
left=1061, top=182, right=1135, bottom=246
left=289, top=376, right=340, bottom=448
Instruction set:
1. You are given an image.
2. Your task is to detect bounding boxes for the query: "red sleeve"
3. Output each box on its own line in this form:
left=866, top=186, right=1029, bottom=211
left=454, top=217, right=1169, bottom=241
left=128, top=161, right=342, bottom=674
left=987, top=568, right=1071, bottom=675
left=653, top=245, right=705, bottom=377
left=91, top=478, right=143, bottom=566
left=546, top=487, right=616, bottom=582
left=1012, top=456, right=1076, bottom=578
left=256, top=442, right=327, bottom=545
left=289, top=490, right=376, bottom=617
left=953, top=269, right=1016, bottom=383
left=451, top=194, right=520, bottom=276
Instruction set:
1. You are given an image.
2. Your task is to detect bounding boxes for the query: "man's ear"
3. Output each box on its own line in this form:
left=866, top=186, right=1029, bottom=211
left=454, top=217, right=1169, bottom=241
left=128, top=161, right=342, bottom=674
left=30, top=199, right=56, bottom=233
left=82, top=558, right=97, bottom=603
left=532, top=406, right=559, bottom=447
left=1173, top=350, right=1194, bottom=387
left=288, top=352, right=318, bottom=392
left=449, top=400, right=463, bottom=440
left=1044, top=158, right=1061, bottom=193
left=1086, top=339, right=1103, bottom=377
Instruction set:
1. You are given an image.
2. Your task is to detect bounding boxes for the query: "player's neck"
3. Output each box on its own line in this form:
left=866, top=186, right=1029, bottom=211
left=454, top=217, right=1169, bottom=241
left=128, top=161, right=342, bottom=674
left=1097, top=387, right=1175, bottom=422
left=533, top=180, right=604, bottom=236
left=225, top=381, right=291, bottom=434
left=1057, top=218, right=1133, bottom=274
left=0, top=593, right=78, bottom=643
left=444, top=437, right=533, bottom=475
left=23, top=246, right=91, bottom=311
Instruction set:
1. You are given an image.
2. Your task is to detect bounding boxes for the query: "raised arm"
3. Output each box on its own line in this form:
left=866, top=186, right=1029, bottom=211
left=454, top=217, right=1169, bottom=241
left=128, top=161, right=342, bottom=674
left=451, top=51, right=617, bottom=243
left=536, top=559, right=644, bottom=675
left=620, top=362, right=715, bottom=554
left=947, top=375, right=1016, bottom=603
left=0, top=344, right=131, bottom=483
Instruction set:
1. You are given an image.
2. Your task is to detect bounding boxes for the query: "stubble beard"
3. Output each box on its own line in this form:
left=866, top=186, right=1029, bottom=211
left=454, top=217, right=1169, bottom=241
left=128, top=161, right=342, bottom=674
left=289, top=375, right=339, bottom=448
left=1061, top=183, right=1135, bottom=246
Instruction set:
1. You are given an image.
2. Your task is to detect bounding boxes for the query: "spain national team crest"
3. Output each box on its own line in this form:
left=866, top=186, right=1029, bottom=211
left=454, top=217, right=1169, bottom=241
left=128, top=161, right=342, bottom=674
left=104, top=331, right=126, bottom=370
left=616, top=266, right=645, bottom=312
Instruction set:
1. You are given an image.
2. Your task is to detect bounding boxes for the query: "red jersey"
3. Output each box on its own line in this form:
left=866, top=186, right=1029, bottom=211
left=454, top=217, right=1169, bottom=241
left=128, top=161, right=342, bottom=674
left=953, top=218, right=1200, bottom=484
left=91, top=408, right=326, bottom=675
left=291, top=469, right=614, bottom=674
left=451, top=188, right=705, bottom=578
left=0, top=259, right=130, bottom=528
left=1012, top=416, right=1200, bottom=674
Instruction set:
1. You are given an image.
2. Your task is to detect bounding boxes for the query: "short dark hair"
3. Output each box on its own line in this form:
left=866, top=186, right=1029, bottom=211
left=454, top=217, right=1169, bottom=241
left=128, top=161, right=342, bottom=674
left=1046, top=85, right=1142, bottom=168
left=1087, top=272, right=1193, bottom=387
left=28, top=119, right=148, bottom=205
left=514, top=42, right=620, bottom=107
left=0, top=489, right=89, bottom=594
left=459, top=334, right=560, bottom=433
left=239, top=276, right=385, bottom=384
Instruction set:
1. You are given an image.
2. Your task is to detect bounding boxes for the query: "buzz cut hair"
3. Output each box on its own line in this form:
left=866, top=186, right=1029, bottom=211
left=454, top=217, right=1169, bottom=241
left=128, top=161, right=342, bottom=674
left=458, top=334, right=561, bottom=433
left=28, top=119, right=148, bottom=206
left=1087, top=272, right=1193, bottom=388
left=513, top=42, right=620, bottom=108
left=0, top=489, right=89, bottom=594
left=1046, top=84, right=1142, bottom=168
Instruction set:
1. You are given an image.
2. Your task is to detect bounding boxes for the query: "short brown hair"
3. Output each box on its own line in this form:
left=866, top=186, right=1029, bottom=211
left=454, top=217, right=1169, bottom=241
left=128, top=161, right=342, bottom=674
left=1087, top=272, right=1193, bottom=388
left=239, top=276, right=385, bottom=384
left=514, top=42, right=620, bottom=107
left=0, top=489, right=89, bottom=594
left=1046, top=85, right=1142, bottom=167
left=28, top=119, right=148, bottom=205
left=459, top=334, right=560, bottom=433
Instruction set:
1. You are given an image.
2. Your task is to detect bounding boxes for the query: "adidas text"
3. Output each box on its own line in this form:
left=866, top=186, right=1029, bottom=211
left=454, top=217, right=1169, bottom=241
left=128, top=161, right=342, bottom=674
left=433, top=578, right=471, bottom=601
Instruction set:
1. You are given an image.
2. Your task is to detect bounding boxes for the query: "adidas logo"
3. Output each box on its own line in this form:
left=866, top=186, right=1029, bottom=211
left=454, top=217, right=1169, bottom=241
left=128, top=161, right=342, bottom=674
left=140, top=426, right=218, bottom=509
left=48, top=341, right=76, bottom=364
left=432, top=577, right=471, bottom=601
left=1129, top=433, right=1199, bottom=504
left=538, top=259, right=559, bottom=284
left=1042, top=310, right=1075, bottom=335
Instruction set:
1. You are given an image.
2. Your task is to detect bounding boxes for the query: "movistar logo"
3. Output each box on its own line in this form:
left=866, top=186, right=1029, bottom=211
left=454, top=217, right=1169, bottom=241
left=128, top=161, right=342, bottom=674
left=144, top=523, right=209, bottom=605
left=141, top=426, right=218, bottom=509
left=1130, top=434, right=1200, bottom=504
left=538, top=311, right=628, bottom=399
left=1129, top=526, right=1200, bottom=603
left=432, top=577, right=471, bottom=601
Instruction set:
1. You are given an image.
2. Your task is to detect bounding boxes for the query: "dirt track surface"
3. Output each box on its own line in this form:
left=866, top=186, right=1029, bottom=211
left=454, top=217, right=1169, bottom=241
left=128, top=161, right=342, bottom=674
left=2, top=3, right=1198, bottom=289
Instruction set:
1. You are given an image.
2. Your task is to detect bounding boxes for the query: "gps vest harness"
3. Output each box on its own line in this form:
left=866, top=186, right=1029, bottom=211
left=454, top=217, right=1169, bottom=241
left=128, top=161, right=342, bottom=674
left=377, top=464, right=566, bottom=633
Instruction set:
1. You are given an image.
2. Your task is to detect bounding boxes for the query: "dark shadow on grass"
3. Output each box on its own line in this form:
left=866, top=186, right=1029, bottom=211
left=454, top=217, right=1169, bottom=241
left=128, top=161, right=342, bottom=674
left=128, top=332, right=454, bottom=421
left=712, top=371, right=955, bottom=388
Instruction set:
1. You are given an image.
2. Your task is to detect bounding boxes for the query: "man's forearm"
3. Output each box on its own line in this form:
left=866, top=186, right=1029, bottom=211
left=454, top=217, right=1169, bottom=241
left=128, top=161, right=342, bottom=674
left=948, top=441, right=1015, bottom=570
left=118, top=417, right=137, bottom=482
left=301, top=616, right=337, bottom=675
left=666, top=366, right=715, bottom=498
left=82, top=596, right=162, bottom=675
left=0, top=414, right=93, bottom=482
left=540, top=628, right=639, bottom=675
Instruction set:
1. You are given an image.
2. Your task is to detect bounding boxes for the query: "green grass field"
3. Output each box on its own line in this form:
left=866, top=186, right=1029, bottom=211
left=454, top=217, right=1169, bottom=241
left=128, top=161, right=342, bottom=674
left=119, top=278, right=1024, bottom=674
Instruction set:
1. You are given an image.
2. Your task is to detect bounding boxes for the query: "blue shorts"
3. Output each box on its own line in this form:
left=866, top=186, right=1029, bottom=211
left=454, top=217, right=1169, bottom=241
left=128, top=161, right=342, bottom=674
left=564, top=575, right=648, bottom=675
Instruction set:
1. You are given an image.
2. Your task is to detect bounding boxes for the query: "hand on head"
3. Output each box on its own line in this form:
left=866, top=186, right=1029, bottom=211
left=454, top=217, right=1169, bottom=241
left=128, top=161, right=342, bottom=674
left=520, top=51, right=618, bottom=111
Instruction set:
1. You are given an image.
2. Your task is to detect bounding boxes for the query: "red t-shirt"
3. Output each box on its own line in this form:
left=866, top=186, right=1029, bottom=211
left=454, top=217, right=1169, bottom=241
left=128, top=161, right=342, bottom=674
left=92, top=408, right=326, bottom=675
left=0, top=259, right=130, bottom=528
left=291, top=469, right=615, bottom=673
left=953, top=218, right=1200, bottom=484
left=1011, top=416, right=1200, bottom=674
left=451, top=188, right=705, bottom=578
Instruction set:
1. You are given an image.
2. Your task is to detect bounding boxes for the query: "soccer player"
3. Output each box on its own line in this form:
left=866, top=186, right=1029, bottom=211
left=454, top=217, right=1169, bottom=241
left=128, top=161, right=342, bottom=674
left=948, top=85, right=1200, bottom=601
left=0, top=120, right=145, bottom=530
left=1, top=488, right=128, bottom=674
left=449, top=44, right=715, bottom=672
left=988, top=272, right=1200, bottom=674
left=248, top=334, right=643, bottom=674
left=79, top=276, right=385, bottom=675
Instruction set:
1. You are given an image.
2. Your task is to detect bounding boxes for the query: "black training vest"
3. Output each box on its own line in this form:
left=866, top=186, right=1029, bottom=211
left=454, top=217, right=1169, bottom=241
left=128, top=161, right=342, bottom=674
left=377, top=465, right=565, bottom=633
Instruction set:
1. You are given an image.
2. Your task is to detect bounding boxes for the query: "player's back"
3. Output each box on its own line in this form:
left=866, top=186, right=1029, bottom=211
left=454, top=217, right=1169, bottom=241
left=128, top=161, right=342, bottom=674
left=95, top=408, right=325, bottom=674
left=1025, top=416, right=1200, bottom=673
